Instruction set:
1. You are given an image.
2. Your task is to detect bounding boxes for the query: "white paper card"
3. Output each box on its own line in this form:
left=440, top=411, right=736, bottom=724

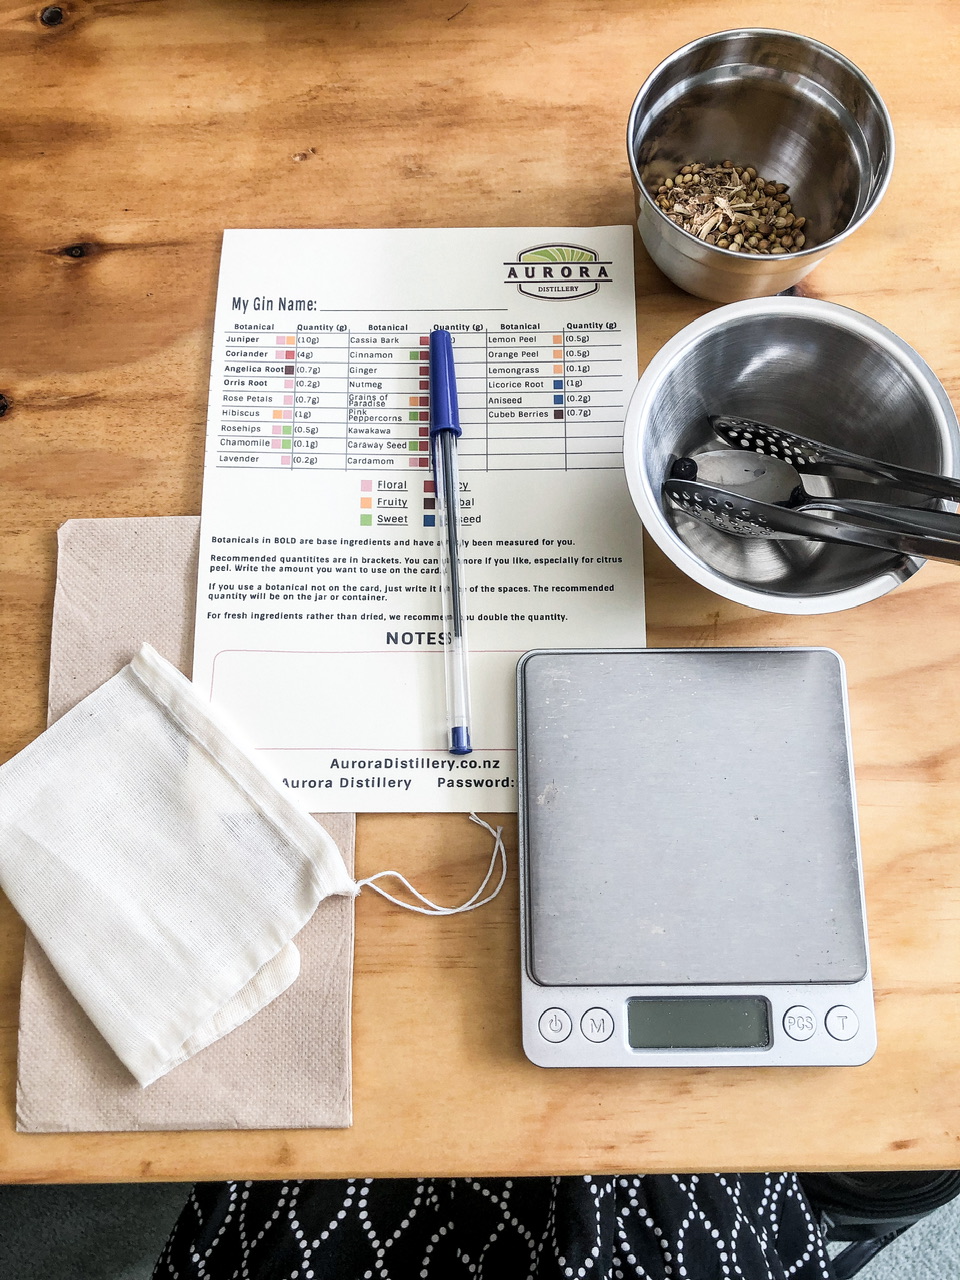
left=193, top=228, right=645, bottom=812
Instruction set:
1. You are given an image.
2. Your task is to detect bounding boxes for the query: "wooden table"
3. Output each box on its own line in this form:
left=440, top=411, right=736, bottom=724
left=3, top=0, right=960, bottom=1183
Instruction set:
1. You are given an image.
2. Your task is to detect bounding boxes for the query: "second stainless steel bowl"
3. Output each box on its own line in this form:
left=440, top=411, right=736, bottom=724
left=622, top=297, right=960, bottom=614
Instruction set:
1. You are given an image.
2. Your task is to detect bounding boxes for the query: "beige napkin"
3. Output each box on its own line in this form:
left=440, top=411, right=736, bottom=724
left=16, top=516, right=356, bottom=1131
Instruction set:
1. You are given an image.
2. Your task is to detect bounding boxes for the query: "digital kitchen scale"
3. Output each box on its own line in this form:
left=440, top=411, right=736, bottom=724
left=518, top=647, right=876, bottom=1068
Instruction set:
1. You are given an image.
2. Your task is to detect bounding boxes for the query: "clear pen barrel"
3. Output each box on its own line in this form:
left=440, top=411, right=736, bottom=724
left=433, top=430, right=472, bottom=754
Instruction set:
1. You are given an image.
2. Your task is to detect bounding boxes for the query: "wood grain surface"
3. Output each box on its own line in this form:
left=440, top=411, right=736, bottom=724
left=2, top=0, right=960, bottom=1182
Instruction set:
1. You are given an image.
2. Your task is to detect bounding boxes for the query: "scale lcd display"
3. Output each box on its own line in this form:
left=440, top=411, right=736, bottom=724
left=627, top=996, right=771, bottom=1050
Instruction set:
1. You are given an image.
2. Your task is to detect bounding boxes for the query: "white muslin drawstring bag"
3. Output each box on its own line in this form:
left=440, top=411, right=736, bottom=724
left=0, top=643, right=356, bottom=1087
left=0, top=643, right=506, bottom=1088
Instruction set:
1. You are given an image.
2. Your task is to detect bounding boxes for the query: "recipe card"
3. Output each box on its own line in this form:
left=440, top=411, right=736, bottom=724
left=193, top=228, right=645, bottom=812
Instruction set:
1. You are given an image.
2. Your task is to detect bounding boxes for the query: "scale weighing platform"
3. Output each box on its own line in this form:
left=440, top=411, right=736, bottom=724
left=517, top=648, right=876, bottom=1068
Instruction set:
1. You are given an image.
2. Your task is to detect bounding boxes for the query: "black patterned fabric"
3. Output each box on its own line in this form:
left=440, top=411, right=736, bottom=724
left=154, top=1174, right=834, bottom=1280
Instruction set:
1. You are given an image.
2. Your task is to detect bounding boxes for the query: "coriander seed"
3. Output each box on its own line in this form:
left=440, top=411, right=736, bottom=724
left=651, top=161, right=811, bottom=255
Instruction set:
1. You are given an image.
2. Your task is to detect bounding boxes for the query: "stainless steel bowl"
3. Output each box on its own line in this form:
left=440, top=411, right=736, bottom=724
left=623, top=298, right=960, bottom=614
left=627, top=29, right=894, bottom=301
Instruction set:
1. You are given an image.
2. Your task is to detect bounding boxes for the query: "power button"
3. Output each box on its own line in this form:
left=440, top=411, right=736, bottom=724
left=538, top=1008, right=573, bottom=1043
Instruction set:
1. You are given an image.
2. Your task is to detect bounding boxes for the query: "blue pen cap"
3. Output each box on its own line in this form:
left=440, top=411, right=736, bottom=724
left=429, top=329, right=462, bottom=438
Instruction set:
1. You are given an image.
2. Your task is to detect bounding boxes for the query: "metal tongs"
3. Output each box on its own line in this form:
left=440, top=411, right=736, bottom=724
left=661, top=415, right=960, bottom=563
left=711, top=414, right=960, bottom=501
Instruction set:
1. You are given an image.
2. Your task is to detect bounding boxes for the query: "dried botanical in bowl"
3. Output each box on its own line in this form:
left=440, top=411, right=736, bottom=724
left=653, top=161, right=808, bottom=255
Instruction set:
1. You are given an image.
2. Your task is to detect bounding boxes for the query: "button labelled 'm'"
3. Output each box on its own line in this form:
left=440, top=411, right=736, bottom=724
left=580, top=1007, right=615, bottom=1043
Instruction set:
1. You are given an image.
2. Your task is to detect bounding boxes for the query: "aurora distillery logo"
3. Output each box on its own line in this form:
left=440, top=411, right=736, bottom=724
left=503, top=243, right=612, bottom=300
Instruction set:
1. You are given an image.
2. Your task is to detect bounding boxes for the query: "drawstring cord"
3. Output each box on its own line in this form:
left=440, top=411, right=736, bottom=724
left=355, top=813, right=506, bottom=915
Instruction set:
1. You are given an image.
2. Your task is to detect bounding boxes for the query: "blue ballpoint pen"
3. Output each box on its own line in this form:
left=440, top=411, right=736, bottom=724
left=429, top=329, right=473, bottom=755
